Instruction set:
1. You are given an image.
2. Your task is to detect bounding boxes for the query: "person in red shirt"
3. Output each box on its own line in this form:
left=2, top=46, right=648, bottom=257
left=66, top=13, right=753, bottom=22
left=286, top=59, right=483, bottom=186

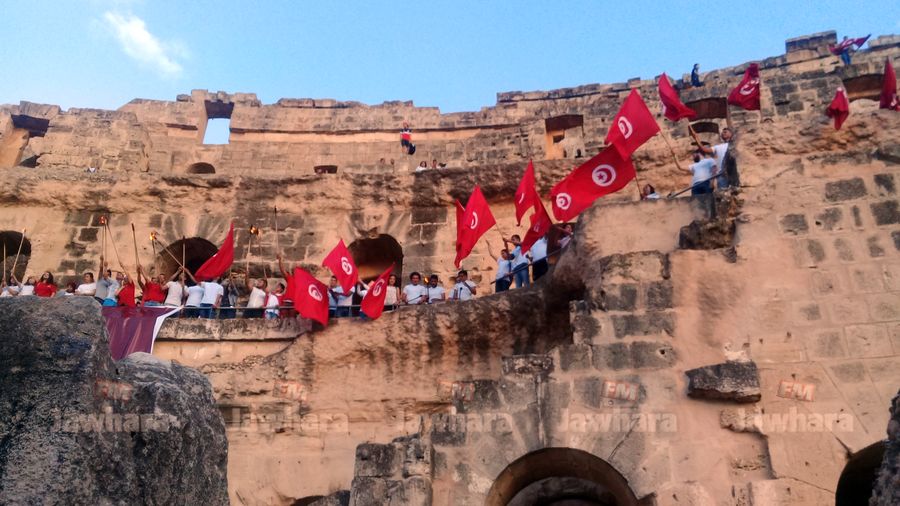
left=136, top=265, right=167, bottom=306
left=34, top=272, right=58, bottom=297
left=116, top=274, right=137, bottom=307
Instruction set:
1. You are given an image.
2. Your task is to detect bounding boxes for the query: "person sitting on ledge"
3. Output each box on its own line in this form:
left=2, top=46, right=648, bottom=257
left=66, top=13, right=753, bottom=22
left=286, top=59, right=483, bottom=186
left=691, top=64, right=704, bottom=87
left=402, top=272, right=428, bottom=305
left=35, top=272, right=57, bottom=297
left=58, top=281, right=77, bottom=297
left=416, top=161, right=429, bottom=172
left=640, top=184, right=661, bottom=200
left=0, top=276, right=19, bottom=297
left=75, top=271, right=96, bottom=297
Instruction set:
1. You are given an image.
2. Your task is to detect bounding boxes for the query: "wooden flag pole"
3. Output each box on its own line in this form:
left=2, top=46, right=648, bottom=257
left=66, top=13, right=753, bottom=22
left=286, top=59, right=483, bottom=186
left=152, top=236, right=189, bottom=272
left=105, top=223, right=127, bottom=275
left=245, top=229, right=254, bottom=278
left=150, top=234, right=159, bottom=276
left=10, top=228, right=27, bottom=279
left=274, top=206, right=280, bottom=257
left=182, top=236, right=186, bottom=277
left=131, top=224, right=141, bottom=274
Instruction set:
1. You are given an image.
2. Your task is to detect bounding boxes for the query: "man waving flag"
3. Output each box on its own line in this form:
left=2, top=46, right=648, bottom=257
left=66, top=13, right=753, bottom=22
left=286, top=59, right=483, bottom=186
left=194, top=222, right=235, bottom=281
left=728, top=63, right=761, bottom=111
left=455, top=185, right=496, bottom=268
left=521, top=196, right=553, bottom=254
left=605, top=89, right=661, bottom=158
left=322, top=239, right=359, bottom=292
left=514, top=160, right=539, bottom=225
left=658, top=73, right=697, bottom=122
left=550, top=146, right=636, bottom=222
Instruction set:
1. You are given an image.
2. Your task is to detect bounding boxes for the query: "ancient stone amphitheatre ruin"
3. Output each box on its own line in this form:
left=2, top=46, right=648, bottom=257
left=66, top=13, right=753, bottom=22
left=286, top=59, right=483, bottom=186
left=1, top=30, right=899, bottom=505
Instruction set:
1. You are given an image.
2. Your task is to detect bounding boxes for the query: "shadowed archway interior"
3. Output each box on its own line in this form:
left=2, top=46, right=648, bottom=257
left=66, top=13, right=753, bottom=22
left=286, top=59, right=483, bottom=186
left=485, top=448, right=641, bottom=506
left=187, top=162, right=216, bottom=174
left=0, top=231, right=32, bottom=280
left=835, top=441, right=885, bottom=506
left=347, top=234, right=403, bottom=282
left=842, top=74, right=884, bottom=102
left=156, top=237, right=218, bottom=277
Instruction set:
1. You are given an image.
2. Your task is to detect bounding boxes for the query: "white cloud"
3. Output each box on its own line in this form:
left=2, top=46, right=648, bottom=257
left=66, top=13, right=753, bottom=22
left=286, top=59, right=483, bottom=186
left=103, top=12, right=184, bottom=77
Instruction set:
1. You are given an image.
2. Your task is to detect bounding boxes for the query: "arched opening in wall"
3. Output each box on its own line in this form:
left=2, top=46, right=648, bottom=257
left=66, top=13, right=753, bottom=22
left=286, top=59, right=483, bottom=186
left=486, top=447, right=641, bottom=506
left=187, top=162, right=216, bottom=174
left=0, top=231, right=32, bottom=280
left=544, top=114, right=585, bottom=160
left=314, top=165, right=338, bottom=174
left=835, top=441, right=885, bottom=506
left=842, top=75, right=883, bottom=102
left=347, top=235, right=403, bottom=282
left=684, top=97, right=727, bottom=120
left=155, top=237, right=218, bottom=277
left=202, top=100, right=234, bottom=145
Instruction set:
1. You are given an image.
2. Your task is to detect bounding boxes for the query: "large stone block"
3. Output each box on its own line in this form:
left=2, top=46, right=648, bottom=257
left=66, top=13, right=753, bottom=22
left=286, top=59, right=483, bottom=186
left=610, top=312, right=675, bottom=338
left=871, top=200, right=900, bottom=226
left=592, top=341, right=677, bottom=371
left=685, top=360, right=761, bottom=403
left=354, top=442, right=404, bottom=478
left=825, top=178, right=867, bottom=202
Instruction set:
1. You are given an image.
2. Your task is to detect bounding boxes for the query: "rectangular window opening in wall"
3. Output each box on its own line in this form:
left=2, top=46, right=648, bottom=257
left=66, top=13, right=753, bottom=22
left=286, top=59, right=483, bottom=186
left=552, top=134, right=565, bottom=144
left=203, top=118, right=231, bottom=145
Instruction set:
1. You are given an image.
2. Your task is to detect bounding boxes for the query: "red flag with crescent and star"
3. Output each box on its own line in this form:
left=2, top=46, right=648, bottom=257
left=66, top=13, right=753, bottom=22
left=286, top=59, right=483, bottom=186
left=322, top=239, right=359, bottom=293
left=360, top=264, right=395, bottom=320
left=604, top=89, right=661, bottom=158
left=550, top=146, right=636, bottom=222
left=291, top=267, right=330, bottom=326
left=658, top=73, right=697, bottom=122
left=454, top=185, right=496, bottom=268
left=826, top=88, right=850, bottom=130
left=727, top=63, right=761, bottom=111
left=514, top=160, right=539, bottom=225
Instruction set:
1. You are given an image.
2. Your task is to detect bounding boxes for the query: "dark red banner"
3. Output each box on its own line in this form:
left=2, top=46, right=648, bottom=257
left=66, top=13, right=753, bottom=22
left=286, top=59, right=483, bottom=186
left=103, top=306, right=181, bottom=360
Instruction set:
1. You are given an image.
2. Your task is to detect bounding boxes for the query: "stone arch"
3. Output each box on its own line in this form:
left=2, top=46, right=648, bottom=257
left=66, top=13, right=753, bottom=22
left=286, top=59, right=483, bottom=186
left=842, top=74, right=883, bottom=102
left=485, top=447, right=640, bottom=506
left=187, top=162, right=216, bottom=174
left=684, top=97, right=728, bottom=120
left=347, top=234, right=403, bottom=282
left=156, top=237, right=218, bottom=277
left=0, top=230, right=32, bottom=279
left=835, top=441, right=885, bottom=506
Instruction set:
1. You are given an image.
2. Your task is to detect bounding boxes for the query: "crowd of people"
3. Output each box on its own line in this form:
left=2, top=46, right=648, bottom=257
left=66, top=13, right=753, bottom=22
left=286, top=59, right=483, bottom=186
left=0, top=226, right=573, bottom=321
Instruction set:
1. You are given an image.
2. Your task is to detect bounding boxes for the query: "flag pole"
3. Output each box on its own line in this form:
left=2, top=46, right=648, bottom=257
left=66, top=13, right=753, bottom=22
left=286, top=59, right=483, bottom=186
left=105, top=223, right=127, bottom=275
left=659, top=130, right=684, bottom=172
left=3, top=242, right=7, bottom=281
left=182, top=236, right=186, bottom=278
left=150, top=233, right=159, bottom=275
left=131, top=224, right=141, bottom=273
left=274, top=206, right=280, bottom=257
left=245, top=228, right=254, bottom=279
left=10, top=228, right=27, bottom=279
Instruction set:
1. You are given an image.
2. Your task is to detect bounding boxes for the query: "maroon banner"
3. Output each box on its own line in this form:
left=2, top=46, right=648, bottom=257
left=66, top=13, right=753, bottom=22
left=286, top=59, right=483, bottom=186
left=826, top=88, right=850, bottom=130
left=103, top=306, right=181, bottom=360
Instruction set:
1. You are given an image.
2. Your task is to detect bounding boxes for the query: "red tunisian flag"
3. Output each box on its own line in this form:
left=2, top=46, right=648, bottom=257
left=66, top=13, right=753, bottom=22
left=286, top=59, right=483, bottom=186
left=455, top=185, right=497, bottom=268
left=658, top=73, right=697, bottom=122
left=550, top=146, right=636, bottom=222
left=881, top=58, right=900, bottom=111
left=514, top=160, right=539, bottom=225
left=322, top=239, right=358, bottom=292
left=728, top=63, right=761, bottom=111
left=826, top=88, right=850, bottom=130
left=291, top=267, right=330, bottom=326
left=521, top=197, right=553, bottom=254
left=194, top=222, right=235, bottom=281
left=605, top=89, right=661, bottom=158
left=360, top=264, right=394, bottom=320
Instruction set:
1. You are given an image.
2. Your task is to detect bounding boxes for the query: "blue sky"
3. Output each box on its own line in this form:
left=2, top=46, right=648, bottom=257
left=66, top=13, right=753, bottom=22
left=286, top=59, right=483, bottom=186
left=1, top=0, right=897, bottom=115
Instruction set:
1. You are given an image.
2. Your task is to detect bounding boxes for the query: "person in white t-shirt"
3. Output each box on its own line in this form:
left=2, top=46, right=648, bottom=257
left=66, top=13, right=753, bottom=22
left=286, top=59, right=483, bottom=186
left=383, top=274, right=400, bottom=310
left=164, top=269, right=186, bottom=307
left=199, top=278, right=224, bottom=319
left=14, top=275, right=37, bottom=296
left=402, top=272, right=428, bottom=305
left=504, top=235, right=530, bottom=289
left=450, top=270, right=477, bottom=301
left=75, top=272, right=97, bottom=297
left=183, top=282, right=204, bottom=318
left=244, top=277, right=268, bottom=319
left=264, top=289, right=281, bottom=320
left=681, top=149, right=717, bottom=196
left=327, top=276, right=349, bottom=317
left=425, top=274, right=446, bottom=304
left=691, top=124, right=739, bottom=189
left=1, top=276, right=18, bottom=297
left=487, top=242, right=513, bottom=293
left=531, top=237, right=550, bottom=281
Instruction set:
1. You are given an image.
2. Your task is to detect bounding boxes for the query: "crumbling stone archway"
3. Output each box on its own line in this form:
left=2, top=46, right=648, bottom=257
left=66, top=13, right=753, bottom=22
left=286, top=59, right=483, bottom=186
left=156, top=237, right=218, bottom=277
left=0, top=230, right=31, bottom=279
left=835, top=441, right=885, bottom=506
left=187, top=162, right=216, bottom=174
left=347, top=234, right=403, bottom=282
left=684, top=97, right=728, bottom=120
left=842, top=75, right=883, bottom=102
left=485, top=447, right=640, bottom=506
